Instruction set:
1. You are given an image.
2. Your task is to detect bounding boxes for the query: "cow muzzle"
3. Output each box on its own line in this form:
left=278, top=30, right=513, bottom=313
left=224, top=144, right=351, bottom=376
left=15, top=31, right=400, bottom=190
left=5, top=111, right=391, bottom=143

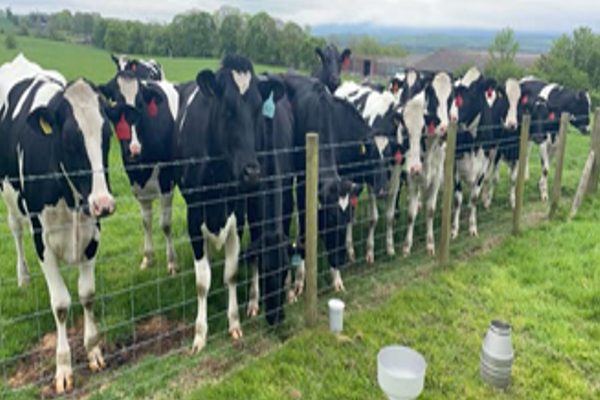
left=243, top=162, right=261, bottom=183
left=505, top=121, right=518, bottom=130
left=129, top=143, right=142, bottom=159
left=409, top=163, right=422, bottom=176
left=90, top=194, right=116, bottom=218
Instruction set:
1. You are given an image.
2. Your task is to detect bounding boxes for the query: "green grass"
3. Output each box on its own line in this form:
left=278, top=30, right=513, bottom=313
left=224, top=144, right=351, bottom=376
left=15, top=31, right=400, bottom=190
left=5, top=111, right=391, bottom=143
left=0, top=35, right=597, bottom=400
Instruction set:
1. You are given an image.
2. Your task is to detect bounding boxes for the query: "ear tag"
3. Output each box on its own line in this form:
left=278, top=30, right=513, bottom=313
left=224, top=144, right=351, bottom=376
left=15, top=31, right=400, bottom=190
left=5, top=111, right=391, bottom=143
left=521, top=95, right=529, bottom=105
left=360, top=144, right=366, bottom=155
left=262, top=91, right=275, bottom=119
left=350, top=194, right=359, bottom=208
left=427, top=121, right=436, bottom=136
left=291, top=253, right=302, bottom=269
left=395, top=150, right=403, bottom=165
left=147, top=97, right=158, bottom=117
left=40, top=117, right=52, bottom=135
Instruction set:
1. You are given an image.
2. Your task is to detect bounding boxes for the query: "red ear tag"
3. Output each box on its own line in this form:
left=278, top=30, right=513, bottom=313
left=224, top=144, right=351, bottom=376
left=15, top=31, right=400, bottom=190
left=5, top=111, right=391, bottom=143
left=486, top=87, right=493, bottom=98
left=521, top=95, right=529, bottom=105
left=116, top=114, right=131, bottom=141
left=342, top=58, right=350, bottom=68
left=131, top=63, right=136, bottom=72
left=427, top=121, right=436, bottom=136
left=455, top=95, right=463, bottom=108
left=350, top=194, right=358, bottom=208
left=395, top=150, right=403, bottom=165
left=548, top=112, right=555, bottom=121
left=147, top=98, right=158, bottom=117
left=392, top=82, right=399, bottom=94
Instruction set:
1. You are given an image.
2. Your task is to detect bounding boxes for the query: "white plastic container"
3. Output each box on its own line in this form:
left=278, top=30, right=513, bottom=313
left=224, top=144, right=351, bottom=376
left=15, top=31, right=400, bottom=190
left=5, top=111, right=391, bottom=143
left=328, top=298, right=345, bottom=334
left=377, top=345, right=427, bottom=400
left=480, top=320, right=514, bottom=389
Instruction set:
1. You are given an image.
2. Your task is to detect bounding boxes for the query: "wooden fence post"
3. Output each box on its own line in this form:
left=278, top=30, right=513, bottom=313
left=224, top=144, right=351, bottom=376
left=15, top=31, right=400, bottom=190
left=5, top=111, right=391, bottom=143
left=439, top=121, right=458, bottom=266
left=585, top=108, right=600, bottom=194
left=549, top=112, right=570, bottom=219
left=513, top=114, right=531, bottom=235
left=305, top=133, right=319, bottom=328
left=570, top=150, right=595, bottom=219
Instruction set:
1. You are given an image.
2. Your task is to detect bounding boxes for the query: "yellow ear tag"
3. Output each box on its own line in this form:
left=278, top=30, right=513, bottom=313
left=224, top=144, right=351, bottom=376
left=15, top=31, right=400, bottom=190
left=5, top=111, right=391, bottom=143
left=360, top=144, right=366, bottom=155
left=40, top=118, right=52, bottom=135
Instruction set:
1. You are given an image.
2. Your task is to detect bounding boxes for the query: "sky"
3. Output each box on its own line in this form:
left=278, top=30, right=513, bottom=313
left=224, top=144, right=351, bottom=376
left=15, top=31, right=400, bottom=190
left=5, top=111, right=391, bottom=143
left=3, top=0, right=599, bottom=33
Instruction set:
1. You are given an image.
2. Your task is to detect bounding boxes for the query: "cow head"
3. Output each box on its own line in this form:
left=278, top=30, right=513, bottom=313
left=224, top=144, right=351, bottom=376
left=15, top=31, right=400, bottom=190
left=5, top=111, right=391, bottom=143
left=196, top=55, right=284, bottom=185
left=424, top=72, right=453, bottom=136
left=241, top=232, right=292, bottom=326
left=99, top=71, right=165, bottom=163
left=318, top=180, right=354, bottom=269
left=111, top=53, right=164, bottom=81
left=494, top=78, right=522, bottom=132
left=568, top=89, right=591, bottom=135
left=530, top=97, right=561, bottom=141
left=314, top=44, right=351, bottom=93
left=27, top=79, right=115, bottom=218
left=400, top=92, right=427, bottom=176
left=451, top=67, right=484, bottom=125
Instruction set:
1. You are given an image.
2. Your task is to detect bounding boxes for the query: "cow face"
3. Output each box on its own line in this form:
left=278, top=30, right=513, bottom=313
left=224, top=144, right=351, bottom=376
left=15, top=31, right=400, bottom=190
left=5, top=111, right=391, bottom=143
left=400, top=92, right=427, bottom=176
left=318, top=180, right=354, bottom=269
left=569, top=90, right=591, bottom=135
left=100, top=71, right=165, bottom=162
left=27, top=79, right=115, bottom=218
left=494, top=78, right=522, bottom=131
left=242, top=232, right=291, bottom=326
left=530, top=98, right=561, bottom=141
left=425, top=72, right=453, bottom=136
left=451, top=67, right=484, bottom=125
left=111, top=53, right=164, bottom=81
left=315, top=44, right=351, bottom=93
left=196, top=56, right=284, bottom=185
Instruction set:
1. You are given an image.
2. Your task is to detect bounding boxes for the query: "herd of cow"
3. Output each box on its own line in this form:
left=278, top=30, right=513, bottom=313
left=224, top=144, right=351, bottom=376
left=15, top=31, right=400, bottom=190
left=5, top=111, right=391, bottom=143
left=0, top=44, right=591, bottom=393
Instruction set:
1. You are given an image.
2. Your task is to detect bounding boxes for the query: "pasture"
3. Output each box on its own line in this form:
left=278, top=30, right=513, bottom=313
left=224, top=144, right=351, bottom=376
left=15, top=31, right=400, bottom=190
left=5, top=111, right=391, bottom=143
left=0, top=34, right=598, bottom=400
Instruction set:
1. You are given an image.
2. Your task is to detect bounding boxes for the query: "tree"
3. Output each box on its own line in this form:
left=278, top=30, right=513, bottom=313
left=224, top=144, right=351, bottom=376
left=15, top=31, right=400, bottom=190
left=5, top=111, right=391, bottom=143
left=280, top=22, right=305, bottom=68
left=485, top=27, right=525, bottom=82
left=218, top=13, right=244, bottom=56
left=245, top=12, right=280, bottom=65
left=103, top=20, right=129, bottom=53
left=169, top=11, right=217, bottom=58
left=128, top=22, right=145, bottom=54
left=91, top=17, right=107, bottom=48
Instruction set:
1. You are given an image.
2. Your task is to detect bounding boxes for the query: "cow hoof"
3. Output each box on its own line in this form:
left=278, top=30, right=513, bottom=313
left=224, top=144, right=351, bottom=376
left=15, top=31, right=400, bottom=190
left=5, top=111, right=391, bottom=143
left=55, top=369, right=73, bottom=394
left=191, top=334, right=206, bottom=354
left=541, top=194, right=548, bottom=202
left=386, top=246, right=395, bottom=257
left=333, top=281, right=345, bottom=292
left=140, top=256, right=152, bottom=270
left=426, top=244, right=435, bottom=256
left=450, top=230, right=458, bottom=240
left=347, top=250, right=356, bottom=264
left=230, top=328, right=243, bottom=341
left=366, top=252, right=375, bottom=265
left=287, top=290, right=297, bottom=304
left=469, top=228, right=478, bottom=237
left=294, top=282, right=304, bottom=297
left=247, top=303, right=259, bottom=318
left=483, top=201, right=491, bottom=211
left=167, top=262, right=178, bottom=276
left=88, top=346, right=105, bottom=372
left=402, top=246, right=411, bottom=257
left=18, top=275, right=30, bottom=289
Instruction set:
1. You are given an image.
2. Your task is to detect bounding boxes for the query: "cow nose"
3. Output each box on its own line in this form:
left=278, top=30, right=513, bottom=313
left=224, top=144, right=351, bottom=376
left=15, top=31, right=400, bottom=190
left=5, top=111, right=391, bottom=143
left=91, top=195, right=115, bottom=218
left=450, top=114, right=458, bottom=122
left=129, top=143, right=141, bottom=158
left=438, top=125, right=447, bottom=134
left=244, top=163, right=261, bottom=182
left=410, top=164, right=422, bottom=175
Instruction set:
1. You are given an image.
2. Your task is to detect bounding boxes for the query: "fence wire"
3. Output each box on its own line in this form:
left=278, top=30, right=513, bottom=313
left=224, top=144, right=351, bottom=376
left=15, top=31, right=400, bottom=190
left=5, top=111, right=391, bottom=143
left=0, top=111, right=592, bottom=398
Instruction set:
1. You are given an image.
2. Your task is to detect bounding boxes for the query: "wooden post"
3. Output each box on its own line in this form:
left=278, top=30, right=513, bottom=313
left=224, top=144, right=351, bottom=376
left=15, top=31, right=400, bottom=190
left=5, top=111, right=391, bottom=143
left=305, top=133, right=319, bottom=328
left=586, top=108, right=600, bottom=194
left=570, top=150, right=595, bottom=219
left=513, top=114, right=531, bottom=235
left=439, top=121, right=458, bottom=266
left=549, top=112, right=570, bottom=219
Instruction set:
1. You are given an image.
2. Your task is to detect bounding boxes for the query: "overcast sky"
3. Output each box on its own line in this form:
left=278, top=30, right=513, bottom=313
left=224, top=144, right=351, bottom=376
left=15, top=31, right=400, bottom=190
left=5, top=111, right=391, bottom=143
left=3, top=0, right=599, bottom=33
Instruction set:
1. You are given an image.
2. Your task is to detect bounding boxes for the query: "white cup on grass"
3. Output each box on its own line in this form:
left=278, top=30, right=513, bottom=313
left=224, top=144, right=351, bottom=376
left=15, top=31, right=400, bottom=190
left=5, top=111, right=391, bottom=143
left=328, top=298, right=345, bottom=334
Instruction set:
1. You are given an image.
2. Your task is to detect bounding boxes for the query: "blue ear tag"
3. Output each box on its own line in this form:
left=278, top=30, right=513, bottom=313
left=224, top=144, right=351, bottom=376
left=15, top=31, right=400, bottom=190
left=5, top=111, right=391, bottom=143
left=262, top=91, right=275, bottom=119
left=291, top=254, right=302, bottom=269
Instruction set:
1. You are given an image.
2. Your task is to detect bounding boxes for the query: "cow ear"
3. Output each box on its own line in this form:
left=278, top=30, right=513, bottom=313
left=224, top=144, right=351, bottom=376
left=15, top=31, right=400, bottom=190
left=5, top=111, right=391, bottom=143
left=258, top=79, right=284, bottom=104
left=315, top=47, right=325, bottom=62
left=27, top=108, right=56, bottom=136
left=111, top=53, right=120, bottom=69
left=196, top=70, right=221, bottom=97
left=340, top=49, right=351, bottom=64
left=141, top=84, right=165, bottom=105
left=98, top=83, right=114, bottom=104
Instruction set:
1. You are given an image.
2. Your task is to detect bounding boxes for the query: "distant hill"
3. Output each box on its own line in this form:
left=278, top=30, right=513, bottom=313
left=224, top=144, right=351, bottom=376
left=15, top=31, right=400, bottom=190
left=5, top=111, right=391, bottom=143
left=312, top=24, right=558, bottom=54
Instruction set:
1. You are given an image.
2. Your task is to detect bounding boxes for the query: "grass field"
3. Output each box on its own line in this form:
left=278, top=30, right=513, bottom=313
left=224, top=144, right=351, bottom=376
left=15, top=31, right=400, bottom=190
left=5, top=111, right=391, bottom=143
left=0, top=35, right=598, bottom=400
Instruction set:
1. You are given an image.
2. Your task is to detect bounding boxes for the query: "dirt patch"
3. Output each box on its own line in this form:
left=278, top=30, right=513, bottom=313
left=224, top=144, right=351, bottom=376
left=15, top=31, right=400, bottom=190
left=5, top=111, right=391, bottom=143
left=7, top=316, right=192, bottom=398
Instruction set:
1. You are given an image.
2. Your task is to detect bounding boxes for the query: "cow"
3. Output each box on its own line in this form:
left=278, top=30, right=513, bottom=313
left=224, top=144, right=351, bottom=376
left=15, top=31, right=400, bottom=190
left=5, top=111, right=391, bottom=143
left=240, top=74, right=295, bottom=324
left=282, top=73, right=356, bottom=292
left=0, top=54, right=116, bottom=393
left=174, top=55, right=284, bottom=352
left=389, top=69, right=427, bottom=106
left=111, top=53, right=165, bottom=81
left=313, top=44, right=351, bottom=93
left=401, top=71, right=454, bottom=256
left=99, top=70, right=180, bottom=275
left=519, top=77, right=591, bottom=201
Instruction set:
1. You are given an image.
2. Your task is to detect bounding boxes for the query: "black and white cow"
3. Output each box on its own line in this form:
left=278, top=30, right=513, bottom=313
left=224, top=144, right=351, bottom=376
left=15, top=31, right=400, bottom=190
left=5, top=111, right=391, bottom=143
left=389, top=69, right=427, bottom=107
left=401, top=71, right=454, bottom=256
left=175, top=55, right=283, bottom=352
left=0, top=54, right=116, bottom=393
left=99, top=70, right=180, bottom=275
left=519, top=77, right=591, bottom=201
left=111, top=53, right=165, bottom=81
left=282, top=73, right=355, bottom=292
left=313, top=44, right=351, bottom=93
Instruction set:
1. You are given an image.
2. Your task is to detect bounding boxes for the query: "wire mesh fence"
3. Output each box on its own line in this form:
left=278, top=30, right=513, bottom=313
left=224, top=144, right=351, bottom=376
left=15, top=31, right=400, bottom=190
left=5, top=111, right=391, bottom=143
left=0, top=109, right=596, bottom=399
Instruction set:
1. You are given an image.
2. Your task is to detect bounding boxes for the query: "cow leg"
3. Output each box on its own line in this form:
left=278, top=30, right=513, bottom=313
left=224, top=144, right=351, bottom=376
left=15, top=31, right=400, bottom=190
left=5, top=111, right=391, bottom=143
left=330, top=268, right=345, bottom=292
left=139, top=199, right=153, bottom=270
left=8, top=212, right=29, bottom=287
left=425, top=172, right=443, bottom=255
left=525, top=142, right=532, bottom=181
left=402, top=175, right=419, bottom=256
left=483, top=154, right=500, bottom=210
left=469, top=174, right=484, bottom=238
left=509, top=161, right=519, bottom=209
left=366, top=190, right=378, bottom=264
left=224, top=224, right=242, bottom=340
left=345, top=221, right=355, bottom=264
left=539, top=139, right=551, bottom=202
left=160, top=192, right=178, bottom=275
left=78, top=259, right=104, bottom=373
left=188, top=206, right=210, bottom=354
left=40, top=250, right=73, bottom=393
left=451, top=178, right=463, bottom=239
left=247, top=260, right=260, bottom=318
left=387, top=164, right=402, bottom=256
